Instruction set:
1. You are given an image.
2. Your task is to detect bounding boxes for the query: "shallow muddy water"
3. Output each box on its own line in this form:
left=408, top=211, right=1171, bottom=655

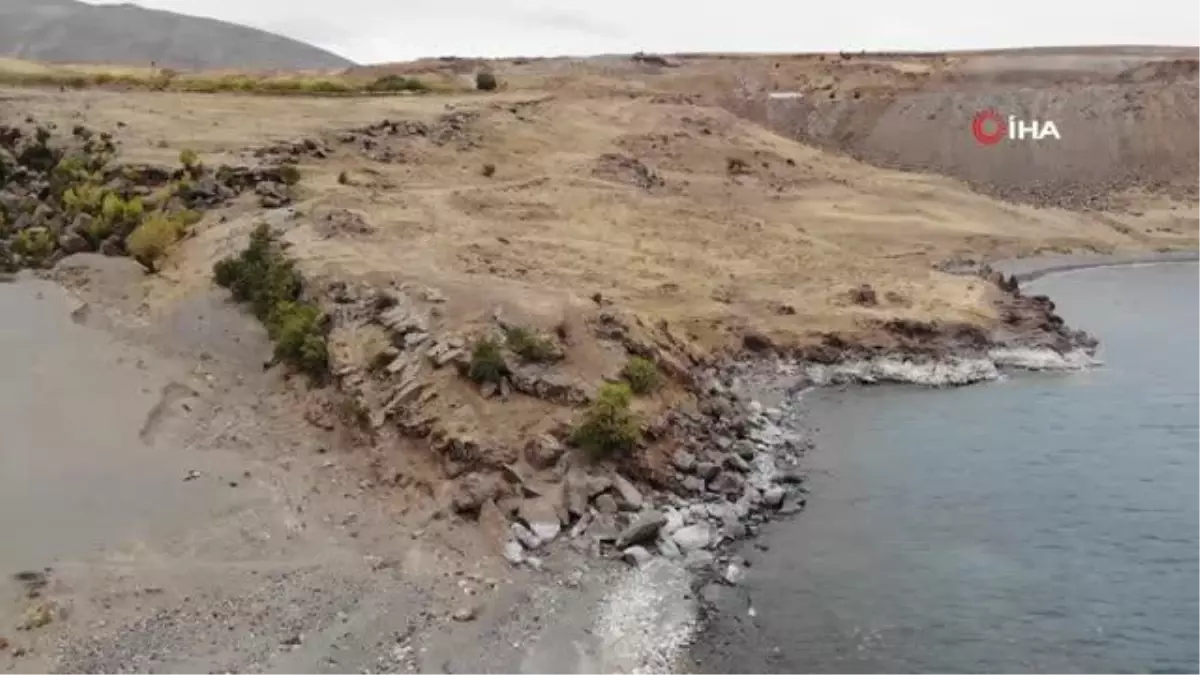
left=690, top=262, right=1199, bottom=673
left=0, top=279, right=255, bottom=576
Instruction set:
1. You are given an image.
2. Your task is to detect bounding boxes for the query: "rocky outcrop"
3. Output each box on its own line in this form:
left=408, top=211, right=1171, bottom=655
left=0, top=119, right=303, bottom=272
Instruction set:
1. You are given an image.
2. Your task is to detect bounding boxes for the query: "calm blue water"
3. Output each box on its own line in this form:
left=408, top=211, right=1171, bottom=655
left=691, top=262, right=1199, bottom=673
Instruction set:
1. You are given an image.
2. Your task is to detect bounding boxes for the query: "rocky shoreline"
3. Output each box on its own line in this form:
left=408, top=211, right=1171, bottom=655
left=491, top=260, right=1108, bottom=599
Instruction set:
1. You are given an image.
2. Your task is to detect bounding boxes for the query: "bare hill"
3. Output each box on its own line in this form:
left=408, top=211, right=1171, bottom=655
left=0, top=0, right=354, bottom=70
left=358, top=47, right=1197, bottom=211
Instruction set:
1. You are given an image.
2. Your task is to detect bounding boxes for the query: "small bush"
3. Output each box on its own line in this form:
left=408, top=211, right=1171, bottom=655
left=622, top=356, right=660, bottom=395
left=212, top=224, right=328, bottom=379
left=177, top=209, right=203, bottom=227
left=571, top=382, right=640, bottom=457
left=505, top=326, right=559, bottom=363
left=268, top=301, right=329, bottom=379
left=12, top=227, right=56, bottom=264
left=125, top=212, right=182, bottom=272
left=61, top=183, right=107, bottom=216
left=367, top=74, right=428, bottom=93
left=475, top=71, right=498, bottom=91
left=49, top=156, right=91, bottom=198
left=467, top=337, right=507, bottom=384
left=179, top=148, right=198, bottom=169
left=337, top=170, right=351, bottom=185
left=100, top=192, right=144, bottom=238
left=278, top=164, right=302, bottom=186
left=481, top=163, right=496, bottom=178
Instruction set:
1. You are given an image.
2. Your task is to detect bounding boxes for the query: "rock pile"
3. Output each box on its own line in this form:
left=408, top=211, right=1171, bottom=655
left=499, top=385, right=809, bottom=574
left=0, top=120, right=300, bottom=272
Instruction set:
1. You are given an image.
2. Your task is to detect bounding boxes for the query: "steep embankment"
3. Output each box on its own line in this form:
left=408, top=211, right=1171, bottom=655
left=722, top=49, right=1199, bottom=211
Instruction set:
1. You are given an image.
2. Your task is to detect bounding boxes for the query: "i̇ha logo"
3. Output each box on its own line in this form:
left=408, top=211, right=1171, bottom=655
left=971, top=109, right=1061, bottom=145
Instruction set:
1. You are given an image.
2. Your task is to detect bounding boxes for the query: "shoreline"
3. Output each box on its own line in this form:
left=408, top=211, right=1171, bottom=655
left=683, top=255, right=1199, bottom=674
left=993, top=250, right=1199, bottom=283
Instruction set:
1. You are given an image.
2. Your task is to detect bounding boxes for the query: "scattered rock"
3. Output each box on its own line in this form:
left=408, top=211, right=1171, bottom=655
left=621, top=546, right=654, bottom=567
left=684, top=550, right=716, bottom=571
left=708, top=471, right=745, bottom=496
left=503, top=540, right=525, bottom=565
left=662, top=508, right=685, bottom=535
left=721, top=563, right=746, bottom=586
left=779, top=496, right=805, bottom=515
left=762, top=486, right=786, bottom=508
left=519, top=498, right=562, bottom=543
left=672, top=524, right=712, bottom=552
left=849, top=283, right=879, bottom=306
left=724, top=454, right=752, bottom=473
left=657, top=536, right=683, bottom=559
left=610, top=473, right=644, bottom=510
left=672, top=450, right=697, bottom=473
left=450, top=473, right=500, bottom=516
left=614, top=510, right=667, bottom=549
left=593, top=493, right=619, bottom=515
left=695, top=462, right=720, bottom=480
left=452, top=605, right=479, bottom=622
left=525, top=434, right=565, bottom=470
left=510, top=522, right=541, bottom=550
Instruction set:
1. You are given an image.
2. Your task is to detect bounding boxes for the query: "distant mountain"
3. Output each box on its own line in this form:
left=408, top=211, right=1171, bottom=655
left=0, top=0, right=355, bottom=70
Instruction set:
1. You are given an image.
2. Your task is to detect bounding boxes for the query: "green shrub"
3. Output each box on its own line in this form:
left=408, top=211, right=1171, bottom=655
left=179, top=148, right=199, bottom=169
left=367, top=74, right=428, bottom=93
left=12, top=227, right=56, bottom=264
left=467, top=337, right=507, bottom=384
left=571, top=382, right=640, bottom=457
left=505, top=326, right=559, bottom=363
left=475, top=71, right=498, bottom=91
left=61, top=183, right=107, bottom=216
left=125, top=212, right=182, bottom=272
left=278, top=164, right=301, bottom=186
left=212, top=224, right=328, bottom=379
left=622, top=356, right=660, bottom=395
left=101, top=193, right=144, bottom=237
left=49, top=156, right=91, bottom=198
left=268, top=301, right=328, bottom=379
left=177, top=209, right=203, bottom=227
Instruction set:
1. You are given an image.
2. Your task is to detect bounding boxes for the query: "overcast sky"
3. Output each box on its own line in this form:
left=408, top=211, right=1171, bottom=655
left=88, top=0, right=1200, bottom=64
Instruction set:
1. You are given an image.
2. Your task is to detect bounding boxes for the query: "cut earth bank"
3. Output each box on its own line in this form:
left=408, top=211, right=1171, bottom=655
left=0, top=48, right=1196, bottom=672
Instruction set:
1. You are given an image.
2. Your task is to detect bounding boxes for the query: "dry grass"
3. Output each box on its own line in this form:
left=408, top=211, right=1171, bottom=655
left=5, top=83, right=1191, bottom=354
left=0, top=57, right=465, bottom=96
left=4, top=49, right=1195, bottom=354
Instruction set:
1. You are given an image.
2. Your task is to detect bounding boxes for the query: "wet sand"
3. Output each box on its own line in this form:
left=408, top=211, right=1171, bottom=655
left=0, top=278, right=267, bottom=575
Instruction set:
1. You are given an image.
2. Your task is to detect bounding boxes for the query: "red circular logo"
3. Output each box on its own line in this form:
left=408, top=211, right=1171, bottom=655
left=972, top=109, right=1007, bottom=145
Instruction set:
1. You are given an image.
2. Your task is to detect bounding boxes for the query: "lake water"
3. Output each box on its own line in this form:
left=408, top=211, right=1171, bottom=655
left=690, top=262, right=1199, bottom=673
